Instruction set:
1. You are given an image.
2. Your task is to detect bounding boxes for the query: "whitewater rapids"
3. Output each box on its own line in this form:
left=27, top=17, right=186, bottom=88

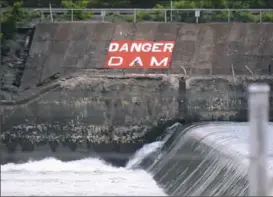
left=2, top=122, right=273, bottom=196
left=1, top=142, right=165, bottom=196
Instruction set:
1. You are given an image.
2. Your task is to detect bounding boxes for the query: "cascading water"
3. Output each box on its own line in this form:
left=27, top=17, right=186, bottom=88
left=126, top=141, right=164, bottom=169
left=127, top=123, right=180, bottom=170
left=2, top=122, right=273, bottom=196
left=144, top=122, right=273, bottom=196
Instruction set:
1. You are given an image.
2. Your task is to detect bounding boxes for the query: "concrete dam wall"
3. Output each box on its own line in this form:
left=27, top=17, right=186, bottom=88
left=20, top=23, right=273, bottom=89
left=1, top=74, right=181, bottom=165
left=1, top=22, right=273, bottom=165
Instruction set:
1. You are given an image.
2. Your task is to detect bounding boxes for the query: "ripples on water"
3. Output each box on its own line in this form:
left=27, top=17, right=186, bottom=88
left=2, top=123, right=273, bottom=196
left=1, top=142, right=166, bottom=196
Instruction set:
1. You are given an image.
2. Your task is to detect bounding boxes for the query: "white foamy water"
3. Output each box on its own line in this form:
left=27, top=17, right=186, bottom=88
left=1, top=142, right=165, bottom=196
left=126, top=141, right=164, bottom=169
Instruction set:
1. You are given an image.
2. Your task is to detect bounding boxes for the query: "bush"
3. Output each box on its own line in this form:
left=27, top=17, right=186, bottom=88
left=61, top=0, right=92, bottom=20
left=0, top=1, right=40, bottom=54
left=171, top=0, right=196, bottom=22
left=262, top=12, right=273, bottom=22
left=136, top=4, right=165, bottom=22
left=105, top=12, right=126, bottom=22
left=0, top=2, right=20, bottom=40
left=231, top=11, right=256, bottom=22
left=125, top=15, right=134, bottom=22
left=199, top=11, right=229, bottom=23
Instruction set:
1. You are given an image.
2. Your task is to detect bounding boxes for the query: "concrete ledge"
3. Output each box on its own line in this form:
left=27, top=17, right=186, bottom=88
left=2, top=73, right=273, bottom=165
left=185, top=75, right=273, bottom=122
left=0, top=74, right=181, bottom=165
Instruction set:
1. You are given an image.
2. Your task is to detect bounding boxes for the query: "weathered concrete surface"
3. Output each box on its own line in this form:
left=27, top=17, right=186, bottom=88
left=2, top=22, right=273, bottom=165
left=185, top=76, right=273, bottom=122
left=1, top=74, right=180, bottom=165
left=20, top=23, right=273, bottom=90
left=2, top=73, right=273, bottom=164
left=0, top=28, right=34, bottom=100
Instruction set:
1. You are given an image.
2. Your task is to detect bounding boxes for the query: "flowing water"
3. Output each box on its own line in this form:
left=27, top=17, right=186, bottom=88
left=1, top=142, right=166, bottom=196
left=1, top=122, right=273, bottom=196
left=146, top=122, right=273, bottom=196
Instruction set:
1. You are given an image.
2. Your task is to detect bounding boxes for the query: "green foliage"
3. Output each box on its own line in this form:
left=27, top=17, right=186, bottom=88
left=87, top=0, right=131, bottom=8
left=173, top=0, right=196, bottom=8
left=105, top=12, right=127, bottom=22
left=1, top=1, right=41, bottom=40
left=262, top=12, right=273, bottom=22
left=136, top=4, right=165, bottom=22
left=1, top=2, right=24, bottom=40
left=61, top=0, right=92, bottom=20
left=232, top=11, right=257, bottom=22
left=171, top=1, right=195, bottom=22
left=9, top=1, right=26, bottom=21
left=3, top=0, right=273, bottom=9
left=0, top=0, right=272, bottom=25
left=199, top=11, right=229, bottom=23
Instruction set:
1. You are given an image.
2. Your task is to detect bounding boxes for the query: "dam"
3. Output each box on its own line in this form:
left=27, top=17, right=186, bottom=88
left=1, top=21, right=273, bottom=195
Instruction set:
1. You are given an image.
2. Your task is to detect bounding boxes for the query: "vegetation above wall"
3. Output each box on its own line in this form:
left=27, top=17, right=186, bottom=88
left=3, top=0, right=273, bottom=9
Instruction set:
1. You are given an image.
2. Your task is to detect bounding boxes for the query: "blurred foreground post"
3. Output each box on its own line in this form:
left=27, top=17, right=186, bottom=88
left=248, top=83, right=270, bottom=196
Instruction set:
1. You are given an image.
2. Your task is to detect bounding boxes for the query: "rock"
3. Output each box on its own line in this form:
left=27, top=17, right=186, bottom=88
left=7, top=63, right=14, bottom=68
left=5, top=40, right=21, bottom=51
left=0, top=91, right=13, bottom=101
left=18, top=63, right=25, bottom=70
left=16, top=59, right=23, bottom=64
left=1, top=30, right=33, bottom=95
left=2, top=85, right=18, bottom=93
left=3, top=73, right=16, bottom=84
left=37, top=72, right=60, bottom=86
left=37, top=125, right=43, bottom=133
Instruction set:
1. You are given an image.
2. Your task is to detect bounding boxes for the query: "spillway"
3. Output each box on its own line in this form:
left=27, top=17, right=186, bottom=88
left=139, top=122, right=273, bottom=196
left=2, top=122, right=273, bottom=195
left=2, top=22, right=273, bottom=194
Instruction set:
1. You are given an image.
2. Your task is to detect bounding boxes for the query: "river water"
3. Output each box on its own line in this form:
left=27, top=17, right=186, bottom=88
left=2, top=123, right=273, bottom=196
left=1, top=142, right=165, bottom=196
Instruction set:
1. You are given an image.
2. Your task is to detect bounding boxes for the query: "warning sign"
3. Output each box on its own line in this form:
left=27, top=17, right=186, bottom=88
left=104, top=40, right=175, bottom=69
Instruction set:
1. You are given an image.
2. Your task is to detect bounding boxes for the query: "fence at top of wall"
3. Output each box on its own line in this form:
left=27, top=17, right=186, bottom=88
left=4, top=7, right=273, bottom=23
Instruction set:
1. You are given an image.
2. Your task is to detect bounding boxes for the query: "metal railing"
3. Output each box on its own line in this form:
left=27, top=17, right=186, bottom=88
left=2, top=8, right=273, bottom=23
left=41, top=8, right=273, bottom=23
